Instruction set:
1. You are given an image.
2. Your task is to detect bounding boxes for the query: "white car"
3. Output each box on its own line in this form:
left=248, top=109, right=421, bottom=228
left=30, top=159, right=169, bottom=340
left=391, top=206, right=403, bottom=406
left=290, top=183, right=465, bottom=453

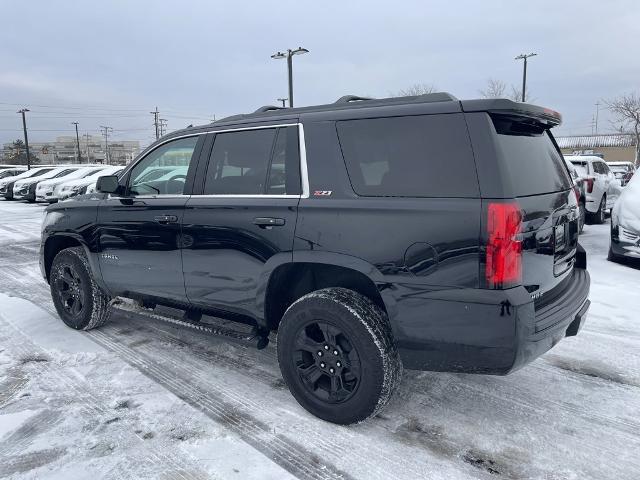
left=58, top=166, right=123, bottom=200
left=0, top=166, right=57, bottom=200
left=0, top=167, right=27, bottom=179
left=610, top=172, right=640, bottom=262
left=565, top=155, right=622, bottom=224
left=608, top=161, right=636, bottom=187
left=13, top=166, right=81, bottom=202
left=36, top=165, right=105, bottom=203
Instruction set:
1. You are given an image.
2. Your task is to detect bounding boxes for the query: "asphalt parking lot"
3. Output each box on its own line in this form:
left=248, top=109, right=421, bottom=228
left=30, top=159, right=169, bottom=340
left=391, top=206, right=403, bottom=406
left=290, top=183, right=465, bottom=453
left=0, top=199, right=639, bottom=480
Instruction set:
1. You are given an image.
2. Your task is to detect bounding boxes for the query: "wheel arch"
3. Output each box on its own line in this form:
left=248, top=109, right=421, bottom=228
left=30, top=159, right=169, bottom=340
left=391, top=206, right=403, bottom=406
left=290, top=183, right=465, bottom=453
left=258, top=252, right=397, bottom=331
left=43, top=234, right=107, bottom=291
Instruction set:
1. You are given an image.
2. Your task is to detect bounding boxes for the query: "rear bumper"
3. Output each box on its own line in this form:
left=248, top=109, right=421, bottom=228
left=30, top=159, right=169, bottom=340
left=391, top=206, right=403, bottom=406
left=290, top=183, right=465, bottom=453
left=394, top=267, right=590, bottom=374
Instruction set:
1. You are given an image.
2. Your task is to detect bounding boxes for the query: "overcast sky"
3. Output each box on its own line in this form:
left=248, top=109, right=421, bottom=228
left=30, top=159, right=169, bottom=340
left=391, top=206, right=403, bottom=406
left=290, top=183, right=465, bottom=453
left=1, top=0, right=639, bottom=148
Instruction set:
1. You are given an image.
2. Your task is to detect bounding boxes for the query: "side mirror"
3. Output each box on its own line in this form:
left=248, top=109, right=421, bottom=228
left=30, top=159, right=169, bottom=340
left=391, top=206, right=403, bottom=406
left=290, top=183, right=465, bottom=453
left=96, top=175, right=120, bottom=194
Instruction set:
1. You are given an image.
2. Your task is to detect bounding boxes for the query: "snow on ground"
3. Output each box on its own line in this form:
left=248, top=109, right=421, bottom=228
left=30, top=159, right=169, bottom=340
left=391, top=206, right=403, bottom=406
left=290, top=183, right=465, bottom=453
left=0, top=199, right=639, bottom=480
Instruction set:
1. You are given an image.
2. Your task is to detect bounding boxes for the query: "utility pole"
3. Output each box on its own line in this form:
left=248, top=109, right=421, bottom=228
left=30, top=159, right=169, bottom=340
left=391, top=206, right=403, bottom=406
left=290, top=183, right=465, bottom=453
left=594, top=102, right=600, bottom=135
left=514, top=53, right=537, bottom=102
left=159, top=118, right=168, bottom=137
left=151, top=106, right=160, bottom=140
left=277, top=98, right=287, bottom=108
left=271, top=47, right=309, bottom=107
left=17, top=109, right=31, bottom=170
left=99, top=126, right=113, bottom=164
left=83, top=133, right=92, bottom=162
left=71, top=122, right=82, bottom=163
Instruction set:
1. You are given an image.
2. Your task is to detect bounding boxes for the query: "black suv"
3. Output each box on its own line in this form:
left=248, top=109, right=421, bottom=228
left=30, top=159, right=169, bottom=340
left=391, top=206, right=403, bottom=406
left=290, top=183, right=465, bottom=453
left=41, top=93, right=590, bottom=424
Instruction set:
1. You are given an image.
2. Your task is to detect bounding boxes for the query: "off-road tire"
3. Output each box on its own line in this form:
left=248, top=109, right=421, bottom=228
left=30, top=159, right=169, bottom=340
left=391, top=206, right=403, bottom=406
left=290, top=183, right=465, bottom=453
left=277, top=287, right=402, bottom=424
left=50, top=246, right=112, bottom=330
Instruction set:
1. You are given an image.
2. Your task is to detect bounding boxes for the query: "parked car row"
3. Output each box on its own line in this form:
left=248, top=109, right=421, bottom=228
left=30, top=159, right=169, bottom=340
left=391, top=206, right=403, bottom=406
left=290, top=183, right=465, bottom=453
left=564, top=155, right=626, bottom=224
left=0, top=165, right=123, bottom=203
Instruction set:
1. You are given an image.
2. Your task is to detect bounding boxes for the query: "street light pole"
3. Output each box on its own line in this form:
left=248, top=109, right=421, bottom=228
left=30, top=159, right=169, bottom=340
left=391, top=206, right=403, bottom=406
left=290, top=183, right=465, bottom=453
left=271, top=47, right=309, bottom=108
left=514, top=53, right=537, bottom=102
left=17, top=109, right=31, bottom=170
left=277, top=98, right=287, bottom=108
left=72, top=122, right=82, bottom=163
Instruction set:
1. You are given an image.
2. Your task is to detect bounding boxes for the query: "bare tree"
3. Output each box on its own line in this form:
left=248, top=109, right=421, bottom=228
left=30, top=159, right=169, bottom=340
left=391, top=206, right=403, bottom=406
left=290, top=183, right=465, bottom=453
left=605, top=92, right=640, bottom=165
left=393, top=83, right=437, bottom=97
left=509, top=85, right=531, bottom=103
left=479, top=78, right=506, bottom=98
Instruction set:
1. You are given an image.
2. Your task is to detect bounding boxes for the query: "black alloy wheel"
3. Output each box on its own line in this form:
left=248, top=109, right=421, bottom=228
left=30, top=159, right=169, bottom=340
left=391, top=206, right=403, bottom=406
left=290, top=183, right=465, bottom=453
left=55, top=263, right=86, bottom=317
left=294, top=321, right=362, bottom=403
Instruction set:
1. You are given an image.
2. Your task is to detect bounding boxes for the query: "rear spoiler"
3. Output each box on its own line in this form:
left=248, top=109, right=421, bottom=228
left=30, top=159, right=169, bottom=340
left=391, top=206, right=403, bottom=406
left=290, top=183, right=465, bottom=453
left=460, top=99, right=562, bottom=128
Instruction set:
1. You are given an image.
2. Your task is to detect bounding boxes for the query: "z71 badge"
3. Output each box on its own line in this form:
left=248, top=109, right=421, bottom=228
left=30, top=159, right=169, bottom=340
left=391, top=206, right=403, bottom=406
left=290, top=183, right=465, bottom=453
left=313, top=190, right=332, bottom=196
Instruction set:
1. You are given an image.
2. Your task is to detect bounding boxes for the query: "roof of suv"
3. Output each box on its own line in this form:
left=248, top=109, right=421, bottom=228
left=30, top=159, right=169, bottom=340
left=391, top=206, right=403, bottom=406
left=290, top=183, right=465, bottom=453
left=159, top=93, right=562, bottom=144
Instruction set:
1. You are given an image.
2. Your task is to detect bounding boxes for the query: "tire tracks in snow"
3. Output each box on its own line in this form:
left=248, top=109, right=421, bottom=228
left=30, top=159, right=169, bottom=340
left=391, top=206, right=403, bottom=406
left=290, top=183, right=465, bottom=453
left=89, top=329, right=354, bottom=480
left=102, top=314, right=429, bottom=480
left=0, top=316, right=215, bottom=480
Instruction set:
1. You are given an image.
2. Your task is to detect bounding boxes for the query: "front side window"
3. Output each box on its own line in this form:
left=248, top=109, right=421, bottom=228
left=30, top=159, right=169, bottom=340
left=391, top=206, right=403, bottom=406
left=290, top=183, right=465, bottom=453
left=128, top=136, right=198, bottom=196
left=203, top=126, right=300, bottom=195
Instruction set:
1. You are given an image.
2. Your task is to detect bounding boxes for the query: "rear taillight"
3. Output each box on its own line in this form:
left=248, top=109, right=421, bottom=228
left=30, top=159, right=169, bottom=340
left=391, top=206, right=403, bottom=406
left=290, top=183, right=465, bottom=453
left=573, top=186, right=581, bottom=203
left=585, top=177, right=595, bottom=193
left=485, top=202, right=522, bottom=288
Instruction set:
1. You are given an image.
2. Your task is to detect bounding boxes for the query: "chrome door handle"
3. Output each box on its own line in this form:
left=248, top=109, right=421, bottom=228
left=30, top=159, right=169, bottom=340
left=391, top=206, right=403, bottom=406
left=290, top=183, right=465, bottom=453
left=154, top=214, right=178, bottom=224
left=253, top=217, right=285, bottom=227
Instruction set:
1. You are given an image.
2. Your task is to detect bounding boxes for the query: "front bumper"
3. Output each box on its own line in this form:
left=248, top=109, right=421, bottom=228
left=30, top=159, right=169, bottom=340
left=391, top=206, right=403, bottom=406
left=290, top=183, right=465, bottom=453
left=36, top=191, right=57, bottom=202
left=611, top=225, right=640, bottom=258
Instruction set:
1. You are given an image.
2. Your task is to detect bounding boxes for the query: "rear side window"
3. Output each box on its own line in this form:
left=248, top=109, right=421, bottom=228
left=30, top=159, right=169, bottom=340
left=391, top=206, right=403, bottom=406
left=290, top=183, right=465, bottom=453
left=203, top=126, right=300, bottom=195
left=336, top=114, right=479, bottom=197
left=492, top=118, right=571, bottom=196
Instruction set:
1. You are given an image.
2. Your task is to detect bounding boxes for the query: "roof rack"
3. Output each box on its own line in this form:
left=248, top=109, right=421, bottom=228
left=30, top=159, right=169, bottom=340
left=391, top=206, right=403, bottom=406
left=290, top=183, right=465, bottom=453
left=253, top=105, right=286, bottom=114
left=415, top=92, right=458, bottom=102
left=334, top=95, right=374, bottom=104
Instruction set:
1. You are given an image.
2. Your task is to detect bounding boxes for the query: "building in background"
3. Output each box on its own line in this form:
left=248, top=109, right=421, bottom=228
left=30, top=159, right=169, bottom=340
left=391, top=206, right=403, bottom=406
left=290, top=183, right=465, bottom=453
left=0, top=135, right=140, bottom=165
left=556, top=133, right=636, bottom=162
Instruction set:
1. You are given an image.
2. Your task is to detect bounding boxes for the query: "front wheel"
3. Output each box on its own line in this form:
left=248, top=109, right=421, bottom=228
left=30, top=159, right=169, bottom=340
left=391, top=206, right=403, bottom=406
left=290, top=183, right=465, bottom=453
left=277, top=287, right=402, bottom=424
left=50, top=247, right=112, bottom=330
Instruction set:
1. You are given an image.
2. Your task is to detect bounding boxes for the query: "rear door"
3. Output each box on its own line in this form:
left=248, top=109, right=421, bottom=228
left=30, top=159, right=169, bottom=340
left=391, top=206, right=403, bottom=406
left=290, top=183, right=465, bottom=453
left=182, top=124, right=301, bottom=319
left=96, top=135, right=203, bottom=301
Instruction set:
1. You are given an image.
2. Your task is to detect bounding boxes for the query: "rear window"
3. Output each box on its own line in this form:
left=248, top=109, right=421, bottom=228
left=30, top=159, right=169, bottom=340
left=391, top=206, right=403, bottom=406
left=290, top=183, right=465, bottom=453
left=570, top=161, right=589, bottom=176
left=492, top=119, right=571, bottom=196
left=336, top=114, right=479, bottom=197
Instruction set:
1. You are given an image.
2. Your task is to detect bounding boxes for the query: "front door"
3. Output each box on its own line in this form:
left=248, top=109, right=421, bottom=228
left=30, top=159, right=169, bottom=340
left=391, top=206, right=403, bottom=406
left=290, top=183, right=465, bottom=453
left=96, top=135, right=203, bottom=301
left=182, top=124, right=301, bottom=319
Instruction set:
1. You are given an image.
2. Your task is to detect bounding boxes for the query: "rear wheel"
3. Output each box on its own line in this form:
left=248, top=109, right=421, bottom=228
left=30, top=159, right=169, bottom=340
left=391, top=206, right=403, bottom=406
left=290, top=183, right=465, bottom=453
left=50, top=247, right=112, bottom=330
left=276, top=287, right=402, bottom=424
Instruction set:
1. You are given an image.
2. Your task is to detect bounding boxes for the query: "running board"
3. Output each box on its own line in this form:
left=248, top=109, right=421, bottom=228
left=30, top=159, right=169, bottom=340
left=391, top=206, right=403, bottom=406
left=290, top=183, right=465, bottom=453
left=111, top=299, right=270, bottom=349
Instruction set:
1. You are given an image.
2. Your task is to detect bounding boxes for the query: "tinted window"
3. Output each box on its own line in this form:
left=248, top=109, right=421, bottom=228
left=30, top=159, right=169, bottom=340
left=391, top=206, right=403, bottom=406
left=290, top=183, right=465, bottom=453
left=52, top=169, right=76, bottom=178
left=336, top=114, right=478, bottom=197
left=203, top=127, right=300, bottom=195
left=493, top=121, right=571, bottom=196
left=128, top=136, right=198, bottom=196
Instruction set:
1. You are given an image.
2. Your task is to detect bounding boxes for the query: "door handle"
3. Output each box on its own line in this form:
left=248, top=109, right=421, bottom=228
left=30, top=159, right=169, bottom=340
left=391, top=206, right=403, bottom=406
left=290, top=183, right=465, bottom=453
left=154, top=214, right=178, bottom=224
left=253, top=217, right=285, bottom=228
